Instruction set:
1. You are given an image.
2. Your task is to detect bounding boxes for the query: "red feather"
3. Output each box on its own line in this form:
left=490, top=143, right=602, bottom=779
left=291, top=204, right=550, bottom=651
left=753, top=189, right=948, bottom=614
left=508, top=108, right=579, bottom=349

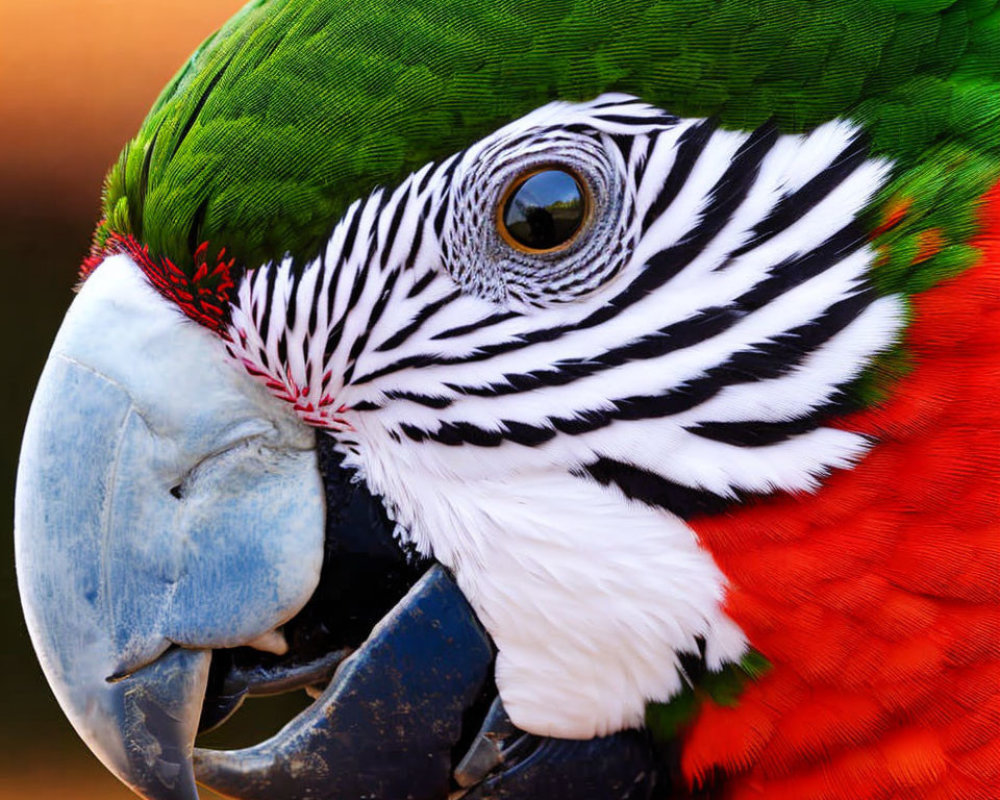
left=684, top=181, right=1000, bottom=797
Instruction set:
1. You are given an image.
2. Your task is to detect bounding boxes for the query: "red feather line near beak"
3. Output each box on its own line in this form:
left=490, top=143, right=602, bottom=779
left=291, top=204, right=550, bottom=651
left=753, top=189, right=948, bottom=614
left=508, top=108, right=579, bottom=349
left=80, top=232, right=237, bottom=338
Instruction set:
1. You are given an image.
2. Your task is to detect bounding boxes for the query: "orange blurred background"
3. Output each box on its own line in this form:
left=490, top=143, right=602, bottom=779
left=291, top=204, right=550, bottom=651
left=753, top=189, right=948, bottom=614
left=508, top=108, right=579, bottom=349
left=0, top=2, right=255, bottom=797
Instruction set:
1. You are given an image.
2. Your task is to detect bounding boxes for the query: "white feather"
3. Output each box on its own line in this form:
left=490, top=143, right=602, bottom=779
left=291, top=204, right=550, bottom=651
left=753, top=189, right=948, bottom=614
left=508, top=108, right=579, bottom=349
left=220, top=94, right=907, bottom=738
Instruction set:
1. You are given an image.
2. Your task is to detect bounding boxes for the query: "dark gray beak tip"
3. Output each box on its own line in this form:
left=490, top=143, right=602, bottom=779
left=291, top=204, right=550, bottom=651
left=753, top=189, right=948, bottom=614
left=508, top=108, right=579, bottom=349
left=194, top=566, right=494, bottom=800
left=114, top=648, right=212, bottom=800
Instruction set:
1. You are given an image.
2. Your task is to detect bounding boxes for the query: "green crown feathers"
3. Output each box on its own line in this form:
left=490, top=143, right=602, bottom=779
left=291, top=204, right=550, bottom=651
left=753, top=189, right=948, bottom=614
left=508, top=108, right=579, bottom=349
left=99, top=0, right=1000, bottom=301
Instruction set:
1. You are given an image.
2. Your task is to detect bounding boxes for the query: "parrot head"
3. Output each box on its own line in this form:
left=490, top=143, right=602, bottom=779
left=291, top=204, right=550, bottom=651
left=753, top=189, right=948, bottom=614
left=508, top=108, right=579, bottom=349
left=16, top=1, right=1000, bottom=799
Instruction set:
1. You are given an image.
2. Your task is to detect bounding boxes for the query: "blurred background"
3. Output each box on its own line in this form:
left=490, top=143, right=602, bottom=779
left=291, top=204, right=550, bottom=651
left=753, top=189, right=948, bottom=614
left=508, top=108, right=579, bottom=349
left=0, top=2, right=290, bottom=796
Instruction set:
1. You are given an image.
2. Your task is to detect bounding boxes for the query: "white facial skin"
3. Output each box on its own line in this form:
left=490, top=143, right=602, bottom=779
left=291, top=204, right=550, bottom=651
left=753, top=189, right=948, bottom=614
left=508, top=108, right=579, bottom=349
left=222, top=97, right=901, bottom=738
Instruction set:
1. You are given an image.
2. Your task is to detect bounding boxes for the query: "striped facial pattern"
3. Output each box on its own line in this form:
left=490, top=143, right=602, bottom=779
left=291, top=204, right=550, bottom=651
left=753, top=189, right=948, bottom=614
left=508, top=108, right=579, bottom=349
left=226, top=94, right=902, bottom=522
left=219, top=94, right=905, bottom=735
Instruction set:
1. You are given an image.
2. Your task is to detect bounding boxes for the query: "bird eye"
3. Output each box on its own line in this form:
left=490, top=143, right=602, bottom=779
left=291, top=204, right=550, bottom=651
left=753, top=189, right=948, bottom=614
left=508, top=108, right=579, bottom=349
left=498, top=168, right=589, bottom=253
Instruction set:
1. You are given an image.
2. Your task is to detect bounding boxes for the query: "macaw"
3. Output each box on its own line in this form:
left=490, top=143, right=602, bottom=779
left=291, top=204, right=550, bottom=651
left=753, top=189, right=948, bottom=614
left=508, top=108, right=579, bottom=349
left=15, top=0, right=1000, bottom=798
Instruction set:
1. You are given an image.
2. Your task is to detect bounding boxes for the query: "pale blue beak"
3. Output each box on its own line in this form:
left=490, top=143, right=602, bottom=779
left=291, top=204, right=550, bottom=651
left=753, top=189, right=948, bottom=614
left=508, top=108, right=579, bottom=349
left=16, top=257, right=325, bottom=799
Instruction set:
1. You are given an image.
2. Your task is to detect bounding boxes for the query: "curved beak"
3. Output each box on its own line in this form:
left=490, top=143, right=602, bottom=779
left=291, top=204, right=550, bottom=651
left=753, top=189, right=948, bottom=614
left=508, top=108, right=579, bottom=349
left=15, top=346, right=211, bottom=799
left=16, top=256, right=325, bottom=799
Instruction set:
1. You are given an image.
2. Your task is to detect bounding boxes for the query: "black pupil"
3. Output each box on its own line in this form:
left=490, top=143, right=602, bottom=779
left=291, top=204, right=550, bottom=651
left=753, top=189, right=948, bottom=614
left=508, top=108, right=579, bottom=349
left=502, top=169, right=585, bottom=250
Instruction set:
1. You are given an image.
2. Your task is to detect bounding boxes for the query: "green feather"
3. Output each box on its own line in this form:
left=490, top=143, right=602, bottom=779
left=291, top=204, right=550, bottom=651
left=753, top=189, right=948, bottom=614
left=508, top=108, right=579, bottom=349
left=91, top=0, right=1000, bottom=732
left=100, top=0, right=1000, bottom=285
left=645, top=649, right=771, bottom=742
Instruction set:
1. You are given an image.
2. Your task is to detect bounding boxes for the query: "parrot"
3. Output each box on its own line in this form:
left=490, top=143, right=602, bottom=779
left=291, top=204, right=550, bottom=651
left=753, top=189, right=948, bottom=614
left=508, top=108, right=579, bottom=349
left=14, top=0, right=1000, bottom=798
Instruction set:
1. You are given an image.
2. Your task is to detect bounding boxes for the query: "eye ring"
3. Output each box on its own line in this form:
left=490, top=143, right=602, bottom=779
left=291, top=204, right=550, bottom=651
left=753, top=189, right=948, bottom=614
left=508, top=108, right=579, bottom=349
left=496, top=165, right=592, bottom=255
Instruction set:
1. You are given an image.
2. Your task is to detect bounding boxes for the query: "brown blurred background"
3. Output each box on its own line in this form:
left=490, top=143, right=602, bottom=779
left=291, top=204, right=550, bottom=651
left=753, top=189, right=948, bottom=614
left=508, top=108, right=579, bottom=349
left=0, top=2, right=271, bottom=796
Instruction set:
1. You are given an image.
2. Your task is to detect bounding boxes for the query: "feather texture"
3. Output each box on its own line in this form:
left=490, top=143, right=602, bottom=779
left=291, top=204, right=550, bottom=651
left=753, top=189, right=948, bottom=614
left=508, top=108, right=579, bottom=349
left=97, top=0, right=1000, bottom=289
left=79, top=1, right=1000, bottom=797
left=685, top=182, right=1000, bottom=797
